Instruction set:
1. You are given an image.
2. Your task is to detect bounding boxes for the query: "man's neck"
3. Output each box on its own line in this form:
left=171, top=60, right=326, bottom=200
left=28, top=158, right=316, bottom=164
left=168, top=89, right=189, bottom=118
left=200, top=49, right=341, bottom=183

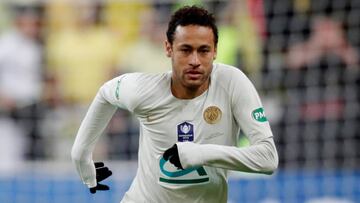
left=171, top=79, right=210, bottom=99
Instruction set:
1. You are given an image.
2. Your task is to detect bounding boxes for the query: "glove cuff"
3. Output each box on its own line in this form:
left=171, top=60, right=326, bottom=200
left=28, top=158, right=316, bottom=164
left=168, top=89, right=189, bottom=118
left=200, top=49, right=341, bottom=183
left=86, top=180, right=97, bottom=188
left=176, top=142, right=204, bottom=169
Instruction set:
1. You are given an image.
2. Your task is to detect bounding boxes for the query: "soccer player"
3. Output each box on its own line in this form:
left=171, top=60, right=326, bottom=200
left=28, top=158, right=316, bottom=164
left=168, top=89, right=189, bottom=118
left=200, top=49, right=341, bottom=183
left=71, top=5, right=278, bottom=203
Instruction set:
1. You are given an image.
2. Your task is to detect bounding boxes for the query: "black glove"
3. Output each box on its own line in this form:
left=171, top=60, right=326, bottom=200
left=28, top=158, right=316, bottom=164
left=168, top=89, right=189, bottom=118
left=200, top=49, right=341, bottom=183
left=89, top=162, right=112, bottom=194
left=163, top=144, right=183, bottom=170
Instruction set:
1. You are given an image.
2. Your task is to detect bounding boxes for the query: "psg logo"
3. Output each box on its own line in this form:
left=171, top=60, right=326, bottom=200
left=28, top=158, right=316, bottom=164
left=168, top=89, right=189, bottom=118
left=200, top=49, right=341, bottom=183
left=203, top=106, right=222, bottom=124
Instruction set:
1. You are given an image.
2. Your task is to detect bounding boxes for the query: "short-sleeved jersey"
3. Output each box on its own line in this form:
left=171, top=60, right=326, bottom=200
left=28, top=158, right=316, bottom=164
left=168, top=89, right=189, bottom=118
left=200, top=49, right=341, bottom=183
left=95, top=63, right=274, bottom=203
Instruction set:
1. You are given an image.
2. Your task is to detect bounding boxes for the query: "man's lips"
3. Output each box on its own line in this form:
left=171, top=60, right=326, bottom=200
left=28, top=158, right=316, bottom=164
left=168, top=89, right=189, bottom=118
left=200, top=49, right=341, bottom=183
left=185, top=70, right=202, bottom=79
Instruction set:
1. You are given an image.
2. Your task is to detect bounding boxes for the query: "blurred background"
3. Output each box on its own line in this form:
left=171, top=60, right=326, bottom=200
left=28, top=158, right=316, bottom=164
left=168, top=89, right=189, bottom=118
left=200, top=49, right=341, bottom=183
left=0, top=0, right=359, bottom=202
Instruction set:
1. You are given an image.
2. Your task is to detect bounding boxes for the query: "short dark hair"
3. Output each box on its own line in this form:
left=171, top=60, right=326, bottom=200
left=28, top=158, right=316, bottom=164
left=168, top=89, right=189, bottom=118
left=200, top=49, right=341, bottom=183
left=166, top=6, right=218, bottom=47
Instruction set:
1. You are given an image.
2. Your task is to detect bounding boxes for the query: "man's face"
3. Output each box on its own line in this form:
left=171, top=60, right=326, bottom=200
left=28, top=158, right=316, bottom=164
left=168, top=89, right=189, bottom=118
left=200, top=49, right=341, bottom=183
left=17, top=14, right=42, bottom=40
left=165, top=25, right=217, bottom=90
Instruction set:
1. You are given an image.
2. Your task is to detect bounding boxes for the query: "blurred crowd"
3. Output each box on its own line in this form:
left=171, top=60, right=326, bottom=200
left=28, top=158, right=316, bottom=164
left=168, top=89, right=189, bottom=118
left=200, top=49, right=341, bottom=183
left=0, top=0, right=358, bottom=172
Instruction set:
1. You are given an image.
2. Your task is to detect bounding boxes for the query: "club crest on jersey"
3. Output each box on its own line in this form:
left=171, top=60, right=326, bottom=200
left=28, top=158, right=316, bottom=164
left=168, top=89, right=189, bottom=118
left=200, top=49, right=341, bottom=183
left=177, top=122, right=194, bottom=142
left=203, top=106, right=222, bottom=124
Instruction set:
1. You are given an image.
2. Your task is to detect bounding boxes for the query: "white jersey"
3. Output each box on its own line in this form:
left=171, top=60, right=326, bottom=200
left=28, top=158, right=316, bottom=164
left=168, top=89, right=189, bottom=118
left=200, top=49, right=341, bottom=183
left=71, top=63, right=278, bottom=203
left=0, top=30, right=42, bottom=107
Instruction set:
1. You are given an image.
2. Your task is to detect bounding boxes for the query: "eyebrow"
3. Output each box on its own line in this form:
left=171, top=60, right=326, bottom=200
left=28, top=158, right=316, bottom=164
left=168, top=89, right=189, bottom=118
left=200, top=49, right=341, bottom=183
left=198, top=45, right=211, bottom=49
left=178, top=44, right=192, bottom=49
left=178, top=44, right=211, bottom=49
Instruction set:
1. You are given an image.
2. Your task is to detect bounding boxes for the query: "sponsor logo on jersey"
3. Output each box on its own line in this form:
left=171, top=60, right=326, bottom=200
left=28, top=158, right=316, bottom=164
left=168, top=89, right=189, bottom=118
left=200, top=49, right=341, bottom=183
left=203, top=106, right=222, bottom=124
left=177, top=122, right=194, bottom=142
left=159, top=157, right=209, bottom=184
left=159, top=122, right=209, bottom=184
left=252, top=107, right=267, bottom=122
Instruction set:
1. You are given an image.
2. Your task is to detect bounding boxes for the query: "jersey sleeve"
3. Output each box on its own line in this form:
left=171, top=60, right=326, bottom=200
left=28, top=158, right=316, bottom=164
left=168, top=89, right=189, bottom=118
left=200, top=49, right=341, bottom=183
left=177, top=68, right=278, bottom=174
left=71, top=91, right=117, bottom=187
left=231, top=69, right=273, bottom=143
left=100, top=73, right=143, bottom=112
left=71, top=73, right=142, bottom=187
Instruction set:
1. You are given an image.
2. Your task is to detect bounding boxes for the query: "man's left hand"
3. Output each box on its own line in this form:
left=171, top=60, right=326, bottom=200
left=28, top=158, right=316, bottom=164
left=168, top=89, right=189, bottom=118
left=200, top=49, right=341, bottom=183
left=163, top=144, right=183, bottom=170
left=89, top=162, right=112, bottom=194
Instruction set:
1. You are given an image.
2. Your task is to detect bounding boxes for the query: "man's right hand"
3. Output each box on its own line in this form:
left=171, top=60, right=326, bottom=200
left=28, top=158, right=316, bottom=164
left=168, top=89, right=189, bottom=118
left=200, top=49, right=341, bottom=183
left=89, top=162, right=112, bottom=194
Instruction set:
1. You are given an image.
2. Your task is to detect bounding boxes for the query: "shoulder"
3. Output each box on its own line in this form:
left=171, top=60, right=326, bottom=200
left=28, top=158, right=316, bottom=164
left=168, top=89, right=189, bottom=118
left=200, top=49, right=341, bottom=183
left=121, top=71, right=169, bottom=98
left=129, top=71, right=169, bottom=82
left=106, top=72, right=169, bottom=94
left=0, top=31, right=17, bottom=47
left=101, top=72, right=169, bottom=111
left=211, top=63, right=260, bottom=104
left=212, top=63, right=251, bottom=89
left=118, top=72, right=169, bottom=90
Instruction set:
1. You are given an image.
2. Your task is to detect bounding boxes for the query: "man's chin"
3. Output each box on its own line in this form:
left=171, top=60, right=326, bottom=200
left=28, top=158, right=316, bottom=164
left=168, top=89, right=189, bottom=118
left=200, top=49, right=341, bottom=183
left=184, top=80, right=207, bottom=90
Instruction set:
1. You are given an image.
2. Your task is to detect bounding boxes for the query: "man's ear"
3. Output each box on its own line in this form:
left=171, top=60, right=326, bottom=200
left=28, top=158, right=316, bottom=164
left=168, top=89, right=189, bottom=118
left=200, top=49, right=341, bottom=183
left=164, top=40, right=172, bottom=57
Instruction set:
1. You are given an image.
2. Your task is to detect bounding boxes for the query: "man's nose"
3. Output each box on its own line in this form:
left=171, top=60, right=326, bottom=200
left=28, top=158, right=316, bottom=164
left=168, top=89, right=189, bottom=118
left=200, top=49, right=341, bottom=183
left=189, top=52, right=200, bottom=67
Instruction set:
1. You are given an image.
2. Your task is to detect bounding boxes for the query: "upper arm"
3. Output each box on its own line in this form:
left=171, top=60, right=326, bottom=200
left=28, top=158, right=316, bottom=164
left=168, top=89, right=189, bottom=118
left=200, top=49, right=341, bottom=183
left=230, top=70, right=273, bottom=144
left=99, top=73, right=142, bottom=112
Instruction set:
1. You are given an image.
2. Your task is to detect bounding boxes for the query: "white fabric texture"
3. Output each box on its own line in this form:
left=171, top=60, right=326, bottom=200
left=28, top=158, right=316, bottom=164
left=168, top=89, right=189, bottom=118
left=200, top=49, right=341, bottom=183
left=0, top=30, right=42, bottom=107
left=71, top=63, right=278, bottom=202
